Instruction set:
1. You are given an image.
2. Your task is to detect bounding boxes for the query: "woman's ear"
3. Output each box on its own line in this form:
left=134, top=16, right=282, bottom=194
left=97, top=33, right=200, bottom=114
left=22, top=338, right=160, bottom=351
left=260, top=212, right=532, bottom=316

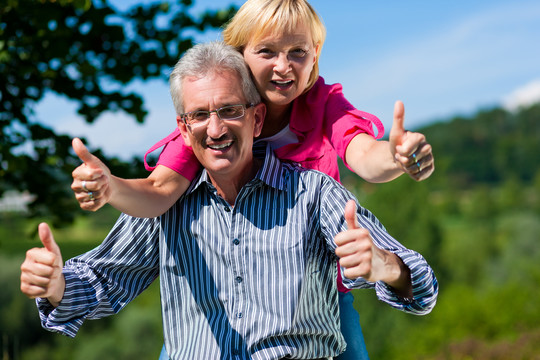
left=177, top=115, right=192, bottom=146
left=313, top=43, right=320, bottom=65
left=252, top=103, right=266, bottom=138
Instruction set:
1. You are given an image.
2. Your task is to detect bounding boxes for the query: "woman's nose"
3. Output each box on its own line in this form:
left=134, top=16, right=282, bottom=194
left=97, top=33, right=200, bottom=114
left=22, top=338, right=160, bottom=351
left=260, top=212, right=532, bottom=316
left=273, top=52, right=291, bottom=74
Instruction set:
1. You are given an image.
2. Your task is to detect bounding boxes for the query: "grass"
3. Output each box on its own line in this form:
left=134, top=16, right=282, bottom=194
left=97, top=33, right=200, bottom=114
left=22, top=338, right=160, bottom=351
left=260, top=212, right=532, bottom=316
left=0, top=205, right=121, bottom=259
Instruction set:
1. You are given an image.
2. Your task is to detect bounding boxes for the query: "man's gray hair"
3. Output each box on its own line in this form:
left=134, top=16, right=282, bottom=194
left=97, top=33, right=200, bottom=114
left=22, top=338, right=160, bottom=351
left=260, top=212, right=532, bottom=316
left=169, top=41, right=261, bottom=115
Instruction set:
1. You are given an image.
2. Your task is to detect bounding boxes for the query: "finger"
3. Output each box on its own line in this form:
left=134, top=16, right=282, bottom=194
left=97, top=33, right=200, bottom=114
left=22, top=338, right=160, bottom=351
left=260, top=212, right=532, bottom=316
left=72, top=138, right=103, bottom=170
left=344, top=200, right=359, bottom=230
left=71, top=164, right=104, bottom=183
left=410, top=162, right=435, bottom=181
left=20, top=282, right=49, bottom=299
left=389, top=100, right=405, bottom=146
left=76, top=179, right=99, bottom=193
left=21, top=254, right=55, bottom=276
left=397, top=133, right=427, bottom=159
left=24, top=247, right=54, bottom=266
left=38, top=223, right=61, bottom=257
left=76, top=187, right=102, bottom=201
left=335, top=229, right=371, bottom=258
left=21, top=270, right=54, bottom=288
left=398, top=142, right=433, bottom=176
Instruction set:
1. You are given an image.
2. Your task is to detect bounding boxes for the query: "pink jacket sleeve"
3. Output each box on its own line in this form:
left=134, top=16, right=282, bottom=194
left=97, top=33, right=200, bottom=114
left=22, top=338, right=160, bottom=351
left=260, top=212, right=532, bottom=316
left=143, top=127, right=201, bottom=181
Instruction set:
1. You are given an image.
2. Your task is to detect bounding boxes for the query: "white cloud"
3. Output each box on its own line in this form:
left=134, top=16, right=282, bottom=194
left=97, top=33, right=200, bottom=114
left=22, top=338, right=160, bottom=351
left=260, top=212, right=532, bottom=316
left=502, top=79, right=540, bottom=111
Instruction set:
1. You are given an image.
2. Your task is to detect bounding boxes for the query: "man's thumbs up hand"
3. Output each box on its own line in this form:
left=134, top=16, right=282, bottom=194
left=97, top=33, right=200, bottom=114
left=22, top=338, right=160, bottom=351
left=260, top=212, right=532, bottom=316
left=334, top=200, right=378, bottom=281
left=20, top=223, right=65, bottom=307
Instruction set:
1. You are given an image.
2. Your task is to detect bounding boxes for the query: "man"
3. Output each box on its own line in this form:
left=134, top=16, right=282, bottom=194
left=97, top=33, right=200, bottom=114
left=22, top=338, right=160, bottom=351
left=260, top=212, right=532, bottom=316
left=20, top=42, right=438, bottom=359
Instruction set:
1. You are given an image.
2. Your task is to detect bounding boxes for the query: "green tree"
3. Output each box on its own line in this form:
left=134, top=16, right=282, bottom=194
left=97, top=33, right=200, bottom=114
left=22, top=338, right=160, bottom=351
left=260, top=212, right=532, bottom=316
left=0, top=0, right=236, bottom=226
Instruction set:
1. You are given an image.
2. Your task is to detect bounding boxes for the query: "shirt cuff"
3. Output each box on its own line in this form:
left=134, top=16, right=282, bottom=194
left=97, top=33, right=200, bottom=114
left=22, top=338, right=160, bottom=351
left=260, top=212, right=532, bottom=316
left=374, top=250, right=438, bottom=315
left=36, top=268, right=90, bottom=337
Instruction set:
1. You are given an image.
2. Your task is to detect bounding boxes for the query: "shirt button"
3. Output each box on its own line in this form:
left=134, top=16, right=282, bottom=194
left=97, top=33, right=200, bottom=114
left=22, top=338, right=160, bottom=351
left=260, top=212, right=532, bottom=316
left=235, top=276, right=243, bottom=283
left=224, top=206, right=231, bottom=212
left=233, top=239, right=240, bottom=245
left=237, top=312, right=243, bottom=318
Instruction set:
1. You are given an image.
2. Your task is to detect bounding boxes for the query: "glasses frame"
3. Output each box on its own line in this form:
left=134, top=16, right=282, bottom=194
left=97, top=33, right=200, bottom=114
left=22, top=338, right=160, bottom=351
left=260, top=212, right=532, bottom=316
left=180, top=103, right=256, bottom=131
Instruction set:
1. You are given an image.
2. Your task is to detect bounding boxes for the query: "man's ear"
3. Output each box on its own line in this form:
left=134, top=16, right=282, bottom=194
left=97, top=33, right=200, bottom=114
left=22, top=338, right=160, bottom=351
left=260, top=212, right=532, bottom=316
left=177, top=115, right=192, bottom=146
left=252, top=103, right=266, bottom=138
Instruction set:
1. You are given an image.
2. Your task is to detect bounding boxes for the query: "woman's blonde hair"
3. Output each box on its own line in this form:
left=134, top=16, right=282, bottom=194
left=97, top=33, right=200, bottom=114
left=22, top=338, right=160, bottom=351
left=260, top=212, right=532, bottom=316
left=223, top=0, right=326, bottom=91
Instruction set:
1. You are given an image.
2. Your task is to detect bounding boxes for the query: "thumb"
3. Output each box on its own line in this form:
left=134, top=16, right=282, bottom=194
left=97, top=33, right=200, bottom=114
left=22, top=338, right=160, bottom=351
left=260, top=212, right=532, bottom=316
left=389, top=100, right=406, bottom=147
left=344, top=200, right=359, bottom=230
left=38, top=223, right=61, bottom=257
left=72, top=138, right=103, bottom=169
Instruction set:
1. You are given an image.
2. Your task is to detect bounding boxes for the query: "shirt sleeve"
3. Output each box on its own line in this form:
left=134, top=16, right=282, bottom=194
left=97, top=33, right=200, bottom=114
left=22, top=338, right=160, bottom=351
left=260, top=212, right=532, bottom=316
left=36, top=214, right=161, bottom=337
left=318, top=174, right=438, bottom=315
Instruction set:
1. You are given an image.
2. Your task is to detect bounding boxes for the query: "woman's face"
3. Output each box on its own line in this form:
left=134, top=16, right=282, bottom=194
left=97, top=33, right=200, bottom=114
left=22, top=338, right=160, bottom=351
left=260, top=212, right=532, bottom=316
left=243, top=24, right=318, bottom=108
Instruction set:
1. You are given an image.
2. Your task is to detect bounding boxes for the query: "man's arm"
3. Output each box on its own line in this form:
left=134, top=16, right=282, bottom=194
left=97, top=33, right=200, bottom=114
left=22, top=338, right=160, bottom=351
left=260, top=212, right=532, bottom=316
left=318, top=177, right=438, bottom=314
left=21, top=215, right=161, bottom=337
left=332, top=198, right=438, bottom=314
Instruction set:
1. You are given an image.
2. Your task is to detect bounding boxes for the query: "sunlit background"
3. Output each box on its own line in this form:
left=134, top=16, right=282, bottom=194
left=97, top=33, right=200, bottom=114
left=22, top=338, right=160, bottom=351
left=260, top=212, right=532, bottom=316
left=2, top=1, right=539, bottom=359
left=35, top=0, right=540, bottom=159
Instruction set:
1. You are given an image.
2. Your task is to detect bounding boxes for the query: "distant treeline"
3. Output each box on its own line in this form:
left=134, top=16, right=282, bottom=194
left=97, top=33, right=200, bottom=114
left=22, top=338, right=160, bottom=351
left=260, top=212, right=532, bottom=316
left=416, top=103, right=540, bottom=186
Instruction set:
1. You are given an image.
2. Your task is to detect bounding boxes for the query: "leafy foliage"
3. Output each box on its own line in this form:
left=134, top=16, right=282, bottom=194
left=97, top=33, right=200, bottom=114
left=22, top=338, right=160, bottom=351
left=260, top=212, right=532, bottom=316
left=0, top=0, right=237, bottom=226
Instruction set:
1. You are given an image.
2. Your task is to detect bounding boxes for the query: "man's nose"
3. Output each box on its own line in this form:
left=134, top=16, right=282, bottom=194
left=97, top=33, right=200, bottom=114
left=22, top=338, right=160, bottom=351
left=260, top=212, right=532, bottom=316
left=206, top=113, right=227, bottom=138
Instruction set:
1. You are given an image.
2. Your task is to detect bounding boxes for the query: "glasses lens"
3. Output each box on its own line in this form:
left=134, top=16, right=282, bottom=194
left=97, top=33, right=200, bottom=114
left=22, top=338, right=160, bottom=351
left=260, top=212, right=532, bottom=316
left=184, top=104, right=249, bottom=128
left=217, top=105, right=244, bottom=120
left=191, top=111, right=210, bottom=121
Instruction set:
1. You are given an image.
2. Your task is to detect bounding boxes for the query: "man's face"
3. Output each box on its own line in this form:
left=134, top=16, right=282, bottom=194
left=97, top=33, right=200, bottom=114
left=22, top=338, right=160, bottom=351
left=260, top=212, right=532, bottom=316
left=178, top=70, right=265, bottom=181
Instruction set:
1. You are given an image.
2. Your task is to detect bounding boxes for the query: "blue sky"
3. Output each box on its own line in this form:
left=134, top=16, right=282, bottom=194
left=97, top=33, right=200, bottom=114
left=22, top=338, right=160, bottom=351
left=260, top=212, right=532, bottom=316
left=36, top=0, right=540, bottom=160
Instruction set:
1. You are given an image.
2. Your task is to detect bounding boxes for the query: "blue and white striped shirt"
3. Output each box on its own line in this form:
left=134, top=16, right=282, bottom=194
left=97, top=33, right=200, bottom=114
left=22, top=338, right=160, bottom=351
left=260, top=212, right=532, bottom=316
left=37, top=145, right=438, bottom=359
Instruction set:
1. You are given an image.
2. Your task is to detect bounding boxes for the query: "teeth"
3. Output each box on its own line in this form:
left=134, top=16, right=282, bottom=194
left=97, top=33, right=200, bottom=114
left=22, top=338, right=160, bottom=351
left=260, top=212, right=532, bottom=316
left=208, top=142, right=232, bottom=150
left=273, top=80, right=292, bottom=85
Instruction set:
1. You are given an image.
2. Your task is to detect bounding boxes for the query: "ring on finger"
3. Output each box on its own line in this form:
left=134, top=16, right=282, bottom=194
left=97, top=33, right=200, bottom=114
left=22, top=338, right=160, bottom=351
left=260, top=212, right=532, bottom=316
left=88, top=192, right=95, bottom=201
left=82, top=180, right=89, bottom=193
left=412, top=153, right=421, bottom=169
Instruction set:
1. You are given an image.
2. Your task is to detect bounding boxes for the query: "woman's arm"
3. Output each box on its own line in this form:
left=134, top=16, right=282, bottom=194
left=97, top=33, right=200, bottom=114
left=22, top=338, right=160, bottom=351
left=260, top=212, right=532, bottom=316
left=71, top=138, right=190, bottom=218
left=345, top=101, right=434, bottom=183
left=345, top=134, right=402, bottom=183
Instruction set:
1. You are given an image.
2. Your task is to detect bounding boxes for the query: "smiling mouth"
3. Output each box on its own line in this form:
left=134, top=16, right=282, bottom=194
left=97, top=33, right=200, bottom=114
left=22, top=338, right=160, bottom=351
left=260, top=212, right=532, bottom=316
left=271, top=80, right=293, bottom=88
left=207, top=141, right=233, bottom=150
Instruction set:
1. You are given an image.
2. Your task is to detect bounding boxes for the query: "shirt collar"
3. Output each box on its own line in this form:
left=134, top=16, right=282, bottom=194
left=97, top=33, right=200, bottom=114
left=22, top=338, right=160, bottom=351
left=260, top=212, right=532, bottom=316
left=186, top=142, right=286, bottom=195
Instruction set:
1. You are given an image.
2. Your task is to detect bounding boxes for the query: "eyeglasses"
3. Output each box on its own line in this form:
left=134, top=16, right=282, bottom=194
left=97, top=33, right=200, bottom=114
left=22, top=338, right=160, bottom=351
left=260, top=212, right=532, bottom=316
left=180, top=103, right=256, bottom=129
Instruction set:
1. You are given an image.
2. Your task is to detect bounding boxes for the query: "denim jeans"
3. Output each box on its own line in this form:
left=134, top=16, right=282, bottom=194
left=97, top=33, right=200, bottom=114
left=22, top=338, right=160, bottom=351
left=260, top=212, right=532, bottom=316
left=335, top=291, right=370, bottom=360
left=158, top=292, right=369, bottom=360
